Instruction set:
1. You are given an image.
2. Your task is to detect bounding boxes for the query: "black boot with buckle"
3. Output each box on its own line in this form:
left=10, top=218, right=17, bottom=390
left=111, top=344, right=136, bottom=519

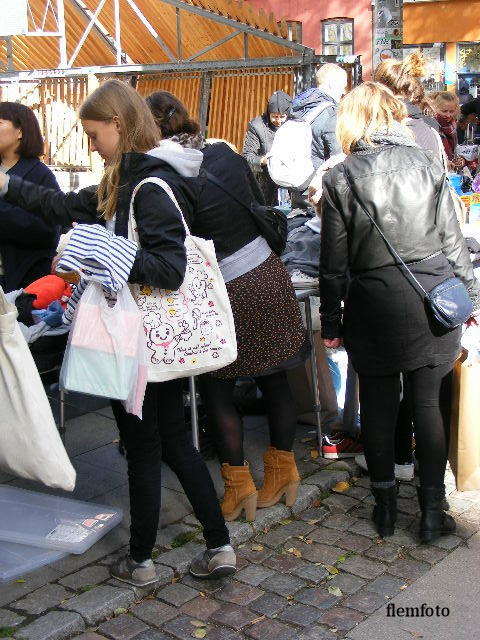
left=371, top=484, right=397, bottom=537
left=417, top=486, right=456, bottom=543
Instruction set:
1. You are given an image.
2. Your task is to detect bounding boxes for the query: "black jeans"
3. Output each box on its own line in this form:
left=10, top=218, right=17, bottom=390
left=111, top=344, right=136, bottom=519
left=112, top=379, right=229, bottom=562
left=359, top=362, right=454, bottom=488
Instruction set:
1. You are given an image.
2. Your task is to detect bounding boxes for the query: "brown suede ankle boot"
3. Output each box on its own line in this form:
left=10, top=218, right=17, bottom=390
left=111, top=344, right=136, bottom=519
left=257, top=447, right=301, bottom=508
left=221, top=462, right=257, bottom=521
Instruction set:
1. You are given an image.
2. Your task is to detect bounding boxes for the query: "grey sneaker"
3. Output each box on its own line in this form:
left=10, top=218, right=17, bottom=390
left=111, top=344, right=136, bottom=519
left=189, top=545, right=236, bottom=579
left=111, top=555, right=158, bottom=587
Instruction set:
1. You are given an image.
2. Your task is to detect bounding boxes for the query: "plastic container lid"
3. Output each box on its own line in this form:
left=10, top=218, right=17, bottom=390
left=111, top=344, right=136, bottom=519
left=0, top=486, right=123, bottom=554
left=0, top=541, right=67, bottom=583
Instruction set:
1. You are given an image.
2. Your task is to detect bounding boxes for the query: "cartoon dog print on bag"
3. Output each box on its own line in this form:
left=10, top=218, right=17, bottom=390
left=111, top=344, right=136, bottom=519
left=188, top=271, right=213, bottom=302
left=146, top=320, right=191, bottom=365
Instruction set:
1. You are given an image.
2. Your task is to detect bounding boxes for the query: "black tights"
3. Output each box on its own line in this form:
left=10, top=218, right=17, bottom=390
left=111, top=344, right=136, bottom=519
left=198, top=371, right=298, bottom=465
left=359, top=362, right=454, bottom=488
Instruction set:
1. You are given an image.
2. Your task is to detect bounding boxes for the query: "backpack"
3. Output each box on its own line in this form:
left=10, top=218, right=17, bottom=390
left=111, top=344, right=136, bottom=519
left=266, top=101, right=334, bottom=191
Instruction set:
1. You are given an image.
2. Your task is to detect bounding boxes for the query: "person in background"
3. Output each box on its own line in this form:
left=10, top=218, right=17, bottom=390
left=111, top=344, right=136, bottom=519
left=320, top=82, right=479, bottom=543
left=147, top=91, right=307, bottom=523
left=0, top=102, right=60, bottom=292
left=242, top=90, right=292, bottom=205
left=431, top=91, right=460, bottom=161
left=458, top=85, right=473, bottom=106
left=0, top=80, right=235, bottom=585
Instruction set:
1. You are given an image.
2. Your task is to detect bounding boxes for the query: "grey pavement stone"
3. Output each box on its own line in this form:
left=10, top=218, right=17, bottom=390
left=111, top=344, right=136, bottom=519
left=432, top=534, right=463, bottom=550
left=182, top=514, right=201, bottom=527
left=263, top=553, right=307, bottom=573
left=130, top=600, right=177, bottom=626
left=107, top=579, right=157, bottom=601
left=235, top=564, right=275, bottom=586
left=319, top=605, right=365, bottom=631
left=181, top=573, right=230, bottom=594
left=322, top=493, right=359, bottom=513
left=395, top=512, right=415, bottom=529
left=215, top=581, right=264, bottom=606
left=59, top=566, right=110, bottom=590
left=365, top=574, right=407, bottom=597
left=298, top=626, right=338, bottom=640
left=133, top=631, right=172, bottom=640
left=226, top=521, right=254, bottom=545
left=328, top=572, right=366, bottom=594
left=0, top=566, right=63, bottom=608
left=288, top=541, right=348, bottom=566
left=386, top=529, right=419, bottom=548
left=237, top=545, right=273, bottom=564
left=0, top=608, right=25, bottom=627
left=251, top=504, right=291, bottom=533
left=409, top=545, right=449, bottom=565
left=209, top=602, right=258, bottom=630
left=277, top=602, right=323, bottom=627
left=344, top=486, right=370, bottom=500
left=341, top=555, right=386, bottom=580
left=155, top=523, right=198, bottom=548
left=259, top=572, right=307, bottom=597
left=343, top=589, right=389, bottom=614
left=322, top=513, right=356, bottom=531
left=162, top=614, right=212, bottom=640
left=353, top=476, right=371, bottom=488
left=338, top=533, right=373, bottom=553
left=294, top=587, right=339, bottom=610
left=397, top=484, right=416, bottom=498
left=256, top=520, right=314, bottom=549
left=156, top=583, right=198, bottom=606
left=303, top=470, right=349, bottom=491
left=298, top=506, right=330, bottom=524
left=249, top=591, right=287, bottom=616
left=97, top=614, right=148, bottom=640
left=447, top=496, right=475, bottom=514
left=60, top=585, right=135, bottom=625
left=293, top=563, right=329, bottom=584
left=15, top=611, right=84, bottom=640
left=243, top=616, right=298, bottom=640
left=387, top=557, right=430, bottom=581
left=10, top=584, right=71, bottom=615
left=396, top=497, right=419, bottom=515
left=348, top=519, right=378, bottom=539
left=291, top=483, right=321, bottom=515
left=74, top=634, right=107, bottom=639
left=205, top=628, right=245, bottom=640
left=349, top=505, right=373, bottom=521
left=364, top=542, right=401, bottom=564
left=180, top=595, right=222, bottom=620
left=308, top=527, right=343, bottom=545
left=155, top=541, right=203, bottom=575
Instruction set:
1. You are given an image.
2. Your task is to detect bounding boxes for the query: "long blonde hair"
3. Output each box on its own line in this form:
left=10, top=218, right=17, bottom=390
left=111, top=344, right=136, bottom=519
left=337, top=81, right=409, bottom=154
left=79, top=79, right=159, bottom=219
left=374, top=52, right=433, bottom=114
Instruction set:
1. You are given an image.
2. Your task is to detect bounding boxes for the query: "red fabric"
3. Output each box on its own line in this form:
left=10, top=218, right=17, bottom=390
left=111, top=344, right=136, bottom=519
left=436, top=115, right=457, bottom=160
left=25, top=275, right=71, bottom=310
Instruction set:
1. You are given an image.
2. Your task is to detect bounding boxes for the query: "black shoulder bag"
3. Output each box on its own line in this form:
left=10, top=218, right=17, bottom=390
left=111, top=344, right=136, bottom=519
left=344, top=168, right=472, bottom=330
left=204, top=171, right=287, bottom=256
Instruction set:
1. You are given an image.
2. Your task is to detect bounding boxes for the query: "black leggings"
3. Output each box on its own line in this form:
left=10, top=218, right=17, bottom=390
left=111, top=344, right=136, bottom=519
left=112, top=379, right=229, bottom=562
left=359, top=362, right=454, bottom=488
left=198, top=371, right=298, bottom=466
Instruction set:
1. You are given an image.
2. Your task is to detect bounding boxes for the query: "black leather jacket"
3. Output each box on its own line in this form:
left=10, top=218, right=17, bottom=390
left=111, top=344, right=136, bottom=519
left=320, top=144, right=479, bottom=338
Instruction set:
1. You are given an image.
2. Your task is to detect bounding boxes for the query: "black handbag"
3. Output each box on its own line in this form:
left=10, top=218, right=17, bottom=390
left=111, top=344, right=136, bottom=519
left=204, top=171, right=287, bottom=255
left=344, top=168, right=473, bottom=330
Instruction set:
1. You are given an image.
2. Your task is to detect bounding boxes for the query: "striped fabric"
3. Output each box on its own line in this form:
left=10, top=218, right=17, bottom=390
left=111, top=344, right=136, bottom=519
left=58, top=224, right=137, bottom=325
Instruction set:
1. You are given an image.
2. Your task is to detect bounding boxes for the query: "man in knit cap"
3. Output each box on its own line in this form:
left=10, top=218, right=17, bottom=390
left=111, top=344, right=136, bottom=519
left=242, top=90, right=292, bottom=205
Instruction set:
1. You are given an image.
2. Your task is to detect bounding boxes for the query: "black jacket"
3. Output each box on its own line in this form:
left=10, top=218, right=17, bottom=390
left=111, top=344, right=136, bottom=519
left=320, top=144, right=479, bottom=338
left=194, top=143, right=263, bottom=260
left=289, top=88, right=341, bottom=169
left=242, top=114, right=278, bottom=206
left=5, top=153, right=199, bottom=290
left=0, top=158, right=60, bottom=292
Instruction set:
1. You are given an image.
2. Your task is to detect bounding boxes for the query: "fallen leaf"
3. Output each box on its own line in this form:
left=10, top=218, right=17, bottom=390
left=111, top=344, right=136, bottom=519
left=15, top=579, right=26, bottom=583
left=325, top=565, right=340, bottom=575
left=328, top=586, right=343, bottom=597
left=304, top=538, right=313, bottom=544
left=334, top=481, right=350, bottom=492
left=330, top=628, right=338, bottom=633
left=286, top=595, right=294, bottom=600
left=190, top=620, right=207, bottom=627
left=399, top=585, right=408, bottom=591
left=286, top=547, right=302, bottom=558
left=301, top=437, right=313, bottom=443
left=112, top=438, right=120, bottom=444
left=407, top=633, right=424, bottom=639
left=238, top=544, right=245, bottom=549
left=113, top=608, right=127, bottom=616
left=250, top=615, right=266, bottom=625
left=198, top=591, right=206, bottom=598
left=312, top=500, right=322, bottom=507
left=280, top=519, right=293, bottom=525
left=310, top=449, right=320, bottom=459
left=306, top=519, right=320, bottom=525
left=336, top=555, right=347, bottom=564
left=192, top=629, right=207, bottom=639
left=251, top=544, right=264, bottom=552
left=164, top=544, right=173, bottom=550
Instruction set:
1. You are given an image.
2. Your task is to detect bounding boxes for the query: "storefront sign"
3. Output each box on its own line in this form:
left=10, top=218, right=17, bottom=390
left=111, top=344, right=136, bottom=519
left=373, top=0, right=403, bottom=70
left=0, top=0, right=28, bottom=36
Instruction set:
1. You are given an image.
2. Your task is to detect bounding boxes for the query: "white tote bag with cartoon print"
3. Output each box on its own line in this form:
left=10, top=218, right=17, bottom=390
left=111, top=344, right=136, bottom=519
left=128, top=177, right=237, bottom=382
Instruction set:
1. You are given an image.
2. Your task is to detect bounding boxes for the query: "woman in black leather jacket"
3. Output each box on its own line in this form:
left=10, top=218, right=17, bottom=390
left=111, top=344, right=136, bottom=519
left=320, top=82, right=479, bottom=544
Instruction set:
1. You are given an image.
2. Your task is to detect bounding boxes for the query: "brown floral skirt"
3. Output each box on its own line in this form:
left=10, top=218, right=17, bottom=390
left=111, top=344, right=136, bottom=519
left=211, top=253, right=305, bottom=378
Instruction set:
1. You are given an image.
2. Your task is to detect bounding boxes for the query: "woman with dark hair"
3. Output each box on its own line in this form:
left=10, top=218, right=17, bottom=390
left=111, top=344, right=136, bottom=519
left=147, top=90, right=307, bottom=523
left=0, top=102, right=60, bottom=291
left=242, top=91, right=292, bottom=205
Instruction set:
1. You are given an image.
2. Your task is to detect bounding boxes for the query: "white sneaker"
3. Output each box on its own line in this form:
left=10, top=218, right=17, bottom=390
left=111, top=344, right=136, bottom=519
left=354, top=455, right=414, bottom=482
left=290, top=269, right=319, bottom=289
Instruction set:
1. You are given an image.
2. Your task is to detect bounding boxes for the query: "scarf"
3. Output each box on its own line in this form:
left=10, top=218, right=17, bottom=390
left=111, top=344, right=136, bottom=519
left=169, top=132, right=205, bottom=150
left=353, top=122, right=418, bottom=151
left=436, top=115, right=457, bottom=160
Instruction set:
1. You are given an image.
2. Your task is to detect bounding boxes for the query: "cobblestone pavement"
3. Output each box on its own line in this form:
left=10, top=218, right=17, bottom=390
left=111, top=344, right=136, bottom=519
left=2, top=421, right=480, bottom=640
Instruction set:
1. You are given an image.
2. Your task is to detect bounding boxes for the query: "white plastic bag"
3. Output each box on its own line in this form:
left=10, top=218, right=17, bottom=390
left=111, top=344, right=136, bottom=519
left=0, top=287, right=76, bottom=491
left=60, top=282, right=148, bottom=416
left=129, top=177, right=237, bottom=382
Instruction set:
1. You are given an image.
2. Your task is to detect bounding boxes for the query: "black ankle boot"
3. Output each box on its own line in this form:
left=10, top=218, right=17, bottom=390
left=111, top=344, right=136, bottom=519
left=371, top=486, right=397, bottom=537
left=417, top=486, right=456, bottom=544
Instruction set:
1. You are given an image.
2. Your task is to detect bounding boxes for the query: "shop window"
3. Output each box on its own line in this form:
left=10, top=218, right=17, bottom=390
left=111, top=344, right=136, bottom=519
left=403, top=43, right=446, bottom=90
left=322, top=19, right=354, bottom=57
left=458, top=43, right=480, bottom=73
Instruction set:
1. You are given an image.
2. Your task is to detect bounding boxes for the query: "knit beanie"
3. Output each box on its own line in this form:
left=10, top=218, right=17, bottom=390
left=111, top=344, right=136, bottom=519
left=267, top=90, right=292, bottom=114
